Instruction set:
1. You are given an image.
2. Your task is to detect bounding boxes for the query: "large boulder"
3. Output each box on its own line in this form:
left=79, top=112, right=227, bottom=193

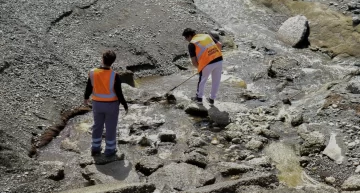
left=148, top=163, right=215, bottom=192
left=208, top=106, right=230, bottom=127
left=259, top=0, right=360, bottom=57
left=277, top=15, right=309, bottom=48
left=185, top=103, right=208, bottom=117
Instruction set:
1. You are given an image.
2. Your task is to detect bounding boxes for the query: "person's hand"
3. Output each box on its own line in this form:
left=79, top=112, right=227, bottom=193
left=83, top=99, right=89, bottom=105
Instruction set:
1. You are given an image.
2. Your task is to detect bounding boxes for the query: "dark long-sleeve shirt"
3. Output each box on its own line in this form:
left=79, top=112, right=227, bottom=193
left=188, top=34, right=223, bottom=66
left=84, top=67, right=128, bottom=110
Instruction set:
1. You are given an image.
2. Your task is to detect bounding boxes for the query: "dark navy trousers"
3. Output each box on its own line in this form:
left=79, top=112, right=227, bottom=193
left=91, top=101, right=119, bottom=152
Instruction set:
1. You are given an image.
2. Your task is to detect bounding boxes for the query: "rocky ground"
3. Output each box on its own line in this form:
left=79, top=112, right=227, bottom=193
left=1, top=0, right=360, bottom=192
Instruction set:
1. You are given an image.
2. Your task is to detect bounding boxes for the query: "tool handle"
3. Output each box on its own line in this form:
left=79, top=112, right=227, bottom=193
left=166, top=73, right=198, bottom=93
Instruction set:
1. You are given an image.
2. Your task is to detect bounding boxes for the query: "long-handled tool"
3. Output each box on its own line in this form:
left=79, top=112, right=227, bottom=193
left=164, top=73, right=198, bottom=103
left=165, top=73, right=198, bottom=96
left=143, top=73, right=198, bottom=105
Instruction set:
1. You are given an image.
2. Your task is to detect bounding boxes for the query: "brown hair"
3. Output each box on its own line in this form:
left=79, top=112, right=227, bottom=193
left=102, top=50, right=116, bottom=66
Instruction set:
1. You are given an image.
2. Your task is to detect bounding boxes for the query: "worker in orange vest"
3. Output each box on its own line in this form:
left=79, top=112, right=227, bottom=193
left=182, top=28, right=223, bottom=105
left=84, top=50, right=128, bottom=157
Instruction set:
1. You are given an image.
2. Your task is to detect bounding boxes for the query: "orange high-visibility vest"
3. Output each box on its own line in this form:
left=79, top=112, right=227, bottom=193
left=190, top=34, right=222, bottom=72
left=89, top=68, right=118, bottom=102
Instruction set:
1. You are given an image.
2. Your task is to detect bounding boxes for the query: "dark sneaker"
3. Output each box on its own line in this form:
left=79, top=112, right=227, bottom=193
left=91, top=148, right=102, bottom=156
left=207, top=98, right=214, bottom=105
left=104, top=149, right=117, bottom=157
left=191, top=96, right=203, bottom=104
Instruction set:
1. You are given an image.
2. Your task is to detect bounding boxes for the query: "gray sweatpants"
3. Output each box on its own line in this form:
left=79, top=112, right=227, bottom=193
left=91, top=101, right=119, bottom=152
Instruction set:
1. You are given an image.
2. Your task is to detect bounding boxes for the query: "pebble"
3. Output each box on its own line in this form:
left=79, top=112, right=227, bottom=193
left=231, top=138, right=241, bottom=144
left=348, top=142, right=356, bottom=149
left=24, top=172, right=29, bottom=175
left=245, top=155, right=255, bottom=160
left=356, top=166, right=360, bottom=173
left=325, top=176, right=336, bottom=184
left=211, top=138, right=219, bottom=145
left=191, top=132, right=199, bottom=137
left=229, top=145, right=241, bottom=150
left=217, top=144, right=224, bottom=148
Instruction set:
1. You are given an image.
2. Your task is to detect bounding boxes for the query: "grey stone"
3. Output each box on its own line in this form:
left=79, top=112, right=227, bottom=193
left=291, top=113, right=304, bottom=127
left=245, top=139, right=264, bottom=151
left=144, top=147, right=158, bottom=156
left=218, top=162, right=254, bottom=177
left=258, top=128, right=279, bottom=139
left=277, top=15, right=309, bottom=47
left=347, top=76, right=360, bottom=94
left=342, top=175, right=360, bottom=191
left=246, top=156, right=272, bottom=167
left=148, top=163, right=215, bottom=192
left=182, top=173, right=278, bottom=193
left=129, top=118, right=165, bottom=134
left=232, top=138, right=242, bottom=144
left=267, top=57, right=300, bottom=79
left=40, top=161, right=65, bottom=181
left=158, top=130, right=176, bottom=143
left=137, top=135, right=152, bottom=146
left=185, top=103, right=208, bottom=117
left=185, top=151, right=208, bottom=169
left=187, top=137, right=208, bottom=148
left=135, top=157, right=164, bottom=176
left=208, top=107, right=230, bottom=127
left=298, top=126, right=326, bottom=156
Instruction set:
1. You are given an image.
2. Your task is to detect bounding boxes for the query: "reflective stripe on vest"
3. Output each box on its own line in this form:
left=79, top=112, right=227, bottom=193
left=194, top=41, right=216, bottom=61
left=190, top=34, right=222, bottom=72
left=89, top=68, right=117, bottom=101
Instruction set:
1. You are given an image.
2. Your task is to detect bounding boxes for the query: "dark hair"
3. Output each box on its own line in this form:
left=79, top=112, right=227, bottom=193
left=182, top=28, right=196, bottom=37
left=102, top=50, right=116, bottom=66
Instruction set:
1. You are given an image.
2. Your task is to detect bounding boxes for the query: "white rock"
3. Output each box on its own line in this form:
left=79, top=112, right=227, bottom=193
left=277, top=15, right=309, bottom=47
left=356, top=165, right=360, bottom=173
left=325, top=176, right=336, bottom=184
left=322, top=133, right=344, bottom=164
